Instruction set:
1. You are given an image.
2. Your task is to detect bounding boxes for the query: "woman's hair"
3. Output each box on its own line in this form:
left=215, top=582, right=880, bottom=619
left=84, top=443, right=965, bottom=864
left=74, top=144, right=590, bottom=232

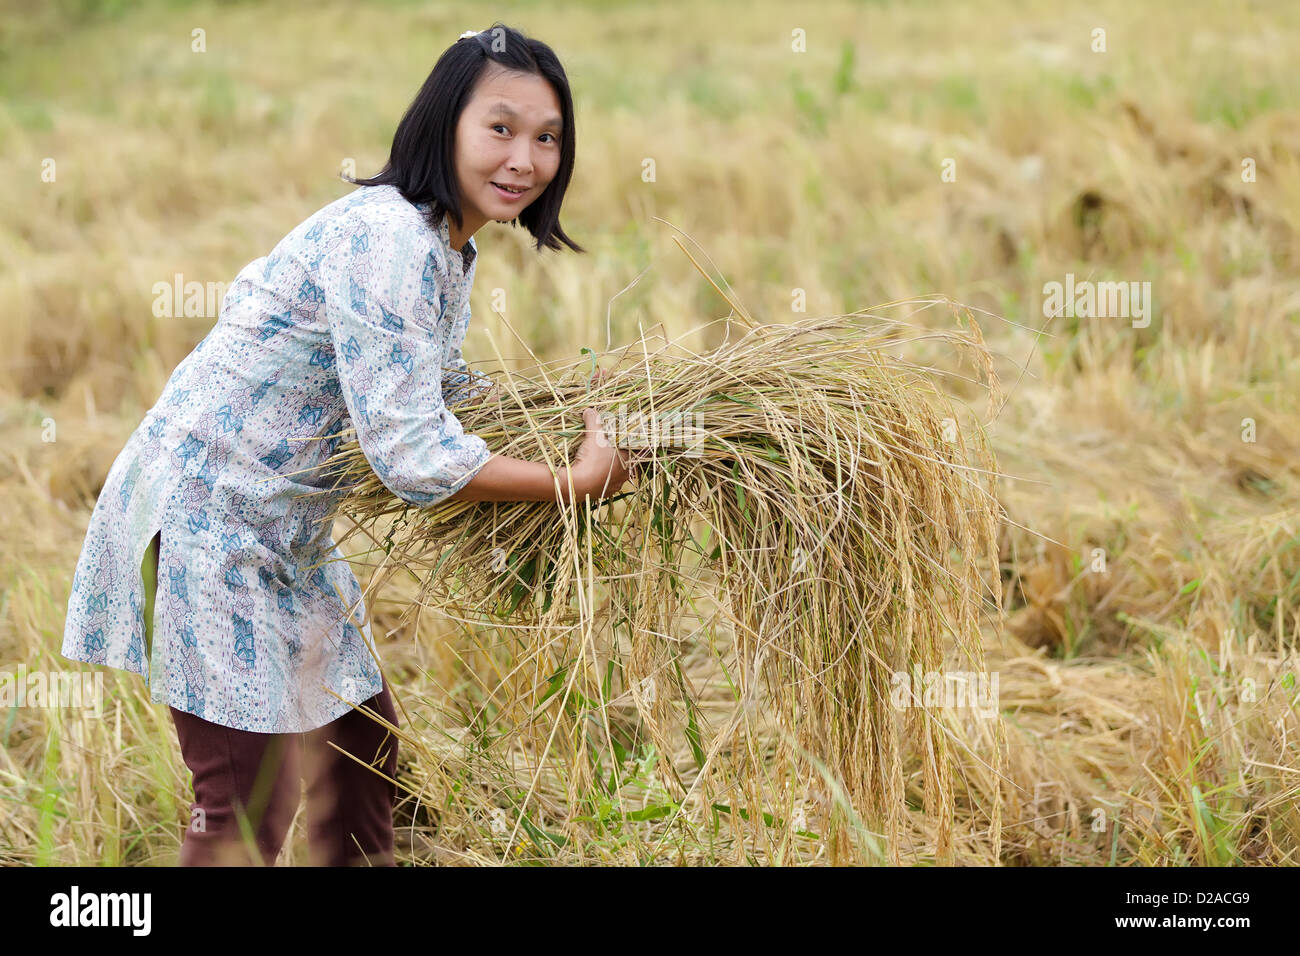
left=349, top=22, right=584, bottom=254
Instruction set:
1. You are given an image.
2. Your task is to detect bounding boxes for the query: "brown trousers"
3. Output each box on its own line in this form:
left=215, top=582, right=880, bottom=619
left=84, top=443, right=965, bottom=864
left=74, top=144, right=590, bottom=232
left=168, top=679, right=400, bottom=866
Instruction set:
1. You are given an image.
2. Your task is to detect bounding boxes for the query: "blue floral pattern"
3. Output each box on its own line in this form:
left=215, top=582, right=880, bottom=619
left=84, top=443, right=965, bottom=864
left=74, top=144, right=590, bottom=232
left=61, top=185, right=494, bottom=732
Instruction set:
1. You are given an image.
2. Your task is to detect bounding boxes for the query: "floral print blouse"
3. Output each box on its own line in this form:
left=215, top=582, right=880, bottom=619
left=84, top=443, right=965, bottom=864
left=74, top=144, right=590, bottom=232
left=61, top=184, right=494, bottom=732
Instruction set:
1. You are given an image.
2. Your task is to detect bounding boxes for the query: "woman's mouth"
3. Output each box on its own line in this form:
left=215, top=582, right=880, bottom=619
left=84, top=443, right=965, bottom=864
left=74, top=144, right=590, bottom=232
left=491, top=182, right=529, bottom=202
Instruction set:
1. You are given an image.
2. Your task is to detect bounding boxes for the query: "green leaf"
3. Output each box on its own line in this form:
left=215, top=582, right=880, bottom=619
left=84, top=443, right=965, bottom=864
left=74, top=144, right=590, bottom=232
left=674, top=658, right=706, bottom=770
left=625, top=803, right=677, bottom=822
left=533, top=662, right=571, bottom=714
left=579, top=346, right=599, bottom=386
left=517, top=812, right=568, bottom=849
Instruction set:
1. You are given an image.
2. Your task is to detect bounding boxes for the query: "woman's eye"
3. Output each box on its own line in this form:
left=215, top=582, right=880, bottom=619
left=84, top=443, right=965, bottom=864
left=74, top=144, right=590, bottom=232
left=494, top=124, right=557, bottom=144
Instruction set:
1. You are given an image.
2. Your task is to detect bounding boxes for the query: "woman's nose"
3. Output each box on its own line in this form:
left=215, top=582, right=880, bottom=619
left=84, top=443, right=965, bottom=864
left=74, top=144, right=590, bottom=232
left=509, top=145, right=534, bottom=175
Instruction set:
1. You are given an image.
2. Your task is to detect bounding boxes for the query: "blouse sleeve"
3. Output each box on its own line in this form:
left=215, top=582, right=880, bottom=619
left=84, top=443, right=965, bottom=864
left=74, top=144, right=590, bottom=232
left=320, top=216, right=493, bottom=506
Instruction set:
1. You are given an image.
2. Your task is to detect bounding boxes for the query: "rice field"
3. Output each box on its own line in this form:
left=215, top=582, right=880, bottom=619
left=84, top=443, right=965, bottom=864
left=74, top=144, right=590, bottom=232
left=1, top=0, right=1298, bottom=866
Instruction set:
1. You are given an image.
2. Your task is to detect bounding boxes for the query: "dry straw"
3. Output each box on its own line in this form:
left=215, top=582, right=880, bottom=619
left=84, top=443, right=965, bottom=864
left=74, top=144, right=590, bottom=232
left=304, top=299, right=1009, bottom=864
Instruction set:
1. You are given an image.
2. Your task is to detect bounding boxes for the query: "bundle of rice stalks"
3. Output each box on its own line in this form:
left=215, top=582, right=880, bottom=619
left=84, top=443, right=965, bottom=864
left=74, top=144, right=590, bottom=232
left=308, top=299, right=1008, bottom=865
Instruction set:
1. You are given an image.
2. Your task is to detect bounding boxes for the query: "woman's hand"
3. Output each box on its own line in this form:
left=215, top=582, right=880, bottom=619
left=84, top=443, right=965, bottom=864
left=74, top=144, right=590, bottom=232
left=571, top=407, right=632, bottom=500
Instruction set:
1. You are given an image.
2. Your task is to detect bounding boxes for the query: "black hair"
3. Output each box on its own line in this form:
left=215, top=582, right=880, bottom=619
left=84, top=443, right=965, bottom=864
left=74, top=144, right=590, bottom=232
left=348, top=22, right=584, bottom=254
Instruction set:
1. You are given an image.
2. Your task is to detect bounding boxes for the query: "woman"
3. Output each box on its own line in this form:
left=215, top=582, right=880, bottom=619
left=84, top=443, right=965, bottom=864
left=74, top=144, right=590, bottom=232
left=61, top=22, right=630, bottom=866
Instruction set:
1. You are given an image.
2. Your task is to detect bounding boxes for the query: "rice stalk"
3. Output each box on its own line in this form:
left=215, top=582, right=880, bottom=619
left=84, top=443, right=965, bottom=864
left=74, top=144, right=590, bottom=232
left=302, top=300, right=1008, bottom=864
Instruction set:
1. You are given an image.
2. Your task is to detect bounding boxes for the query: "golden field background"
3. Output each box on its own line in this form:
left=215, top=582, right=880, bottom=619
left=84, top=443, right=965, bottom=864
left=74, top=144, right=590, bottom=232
left=1, top=0, right=1298, bottom=864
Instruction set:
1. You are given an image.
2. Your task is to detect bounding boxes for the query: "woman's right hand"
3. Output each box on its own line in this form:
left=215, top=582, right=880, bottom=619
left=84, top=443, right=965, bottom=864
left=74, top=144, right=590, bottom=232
left=570, top=407, right=632, bottom=500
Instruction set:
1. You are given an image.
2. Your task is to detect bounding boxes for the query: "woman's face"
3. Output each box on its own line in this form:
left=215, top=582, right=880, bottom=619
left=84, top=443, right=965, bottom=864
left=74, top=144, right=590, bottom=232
left=450, top=66, right=564, bottom=250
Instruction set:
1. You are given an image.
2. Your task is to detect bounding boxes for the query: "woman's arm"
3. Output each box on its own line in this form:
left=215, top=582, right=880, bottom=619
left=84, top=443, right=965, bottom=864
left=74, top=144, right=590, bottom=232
left=448, top=407, right=630, bottom=505
left=445, top=454, right=588, bottom=504
left=320, top=217, right=509, bottom=507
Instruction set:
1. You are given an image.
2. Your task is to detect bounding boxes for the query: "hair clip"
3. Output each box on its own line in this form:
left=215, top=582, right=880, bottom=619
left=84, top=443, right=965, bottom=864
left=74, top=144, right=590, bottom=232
left=459, top=30, right=479, bottom=40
